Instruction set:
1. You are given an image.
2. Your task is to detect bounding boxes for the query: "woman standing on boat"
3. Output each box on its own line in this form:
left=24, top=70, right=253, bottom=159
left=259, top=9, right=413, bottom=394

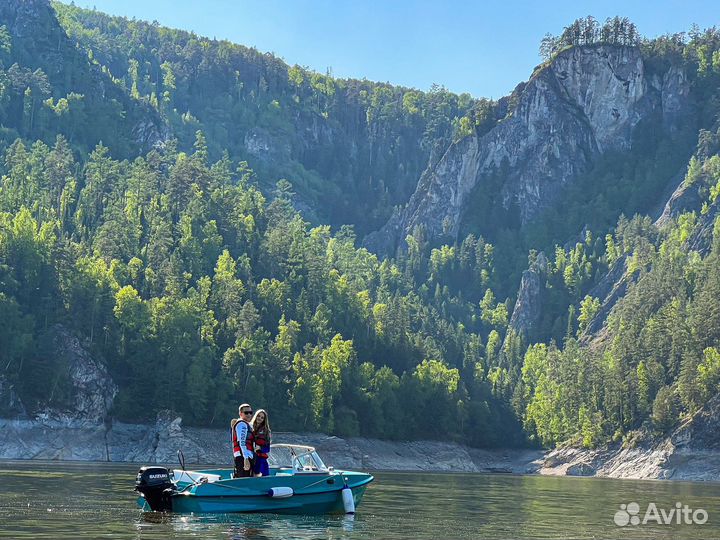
left=251, top=409, right=271, bottom=477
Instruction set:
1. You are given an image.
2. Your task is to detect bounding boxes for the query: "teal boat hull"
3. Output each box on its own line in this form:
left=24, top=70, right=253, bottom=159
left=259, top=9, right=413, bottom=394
left=137, top=468, right=373, bottom=514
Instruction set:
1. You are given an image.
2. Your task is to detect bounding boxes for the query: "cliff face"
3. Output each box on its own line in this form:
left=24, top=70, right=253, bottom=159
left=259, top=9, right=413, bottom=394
left=367, top=45, right=690, bottom=253
left=506, top=252, right=548, bottom=343
left=49, top=326, right=117, bottom=425
left=0, top=325, right=116, bottom=427
left=0, top=0, right=53, bottom=39
left=51, top=1, right=471, bottom=234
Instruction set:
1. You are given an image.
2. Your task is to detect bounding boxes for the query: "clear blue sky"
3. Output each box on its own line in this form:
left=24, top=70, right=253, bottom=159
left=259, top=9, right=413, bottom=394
left=69, top=0, right=720, bottom=98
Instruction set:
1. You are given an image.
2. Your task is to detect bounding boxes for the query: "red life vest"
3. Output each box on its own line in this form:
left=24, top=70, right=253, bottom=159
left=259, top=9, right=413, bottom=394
left=230, top=419, right=253, bottom=457
left=253, top=427, right=271, bottom=459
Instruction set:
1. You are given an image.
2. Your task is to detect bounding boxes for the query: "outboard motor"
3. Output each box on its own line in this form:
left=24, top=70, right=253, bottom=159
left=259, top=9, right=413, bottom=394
left=135, top=466, right=175, bottom=512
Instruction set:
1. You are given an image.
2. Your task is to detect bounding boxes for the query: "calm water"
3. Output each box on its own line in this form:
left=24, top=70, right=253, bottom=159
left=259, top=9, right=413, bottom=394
left=0, top=460, right=719, bottom=539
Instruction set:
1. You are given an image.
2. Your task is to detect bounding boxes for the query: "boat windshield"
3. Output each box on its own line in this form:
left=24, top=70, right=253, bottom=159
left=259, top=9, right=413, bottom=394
left=268, top=444, right=328, bottom=471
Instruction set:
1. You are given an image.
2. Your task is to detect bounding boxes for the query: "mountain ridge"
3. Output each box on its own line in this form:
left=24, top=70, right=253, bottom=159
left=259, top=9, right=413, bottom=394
left=366, top=43, right=693, bottom=254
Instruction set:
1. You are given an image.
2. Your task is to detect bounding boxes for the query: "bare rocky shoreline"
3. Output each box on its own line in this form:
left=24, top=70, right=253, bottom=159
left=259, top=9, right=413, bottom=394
left=0, top=413, right=543, bottom=473
left=1, top=405, right=720, bottom=481
left=540, top=394, right=720, bottom=482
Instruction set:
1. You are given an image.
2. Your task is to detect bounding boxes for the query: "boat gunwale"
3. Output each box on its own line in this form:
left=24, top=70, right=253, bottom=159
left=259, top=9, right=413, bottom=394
left=176, top=471, right=374, bottom=498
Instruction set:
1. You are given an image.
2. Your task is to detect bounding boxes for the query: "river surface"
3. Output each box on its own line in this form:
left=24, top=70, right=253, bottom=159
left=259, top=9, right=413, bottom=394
left=0, top=460, right=719, bottom=539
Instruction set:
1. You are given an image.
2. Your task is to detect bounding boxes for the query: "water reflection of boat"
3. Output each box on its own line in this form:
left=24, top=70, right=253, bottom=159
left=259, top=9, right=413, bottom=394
left=135, top=444, right=373, bottom=514
left=139, top=511, right=357, bottom=540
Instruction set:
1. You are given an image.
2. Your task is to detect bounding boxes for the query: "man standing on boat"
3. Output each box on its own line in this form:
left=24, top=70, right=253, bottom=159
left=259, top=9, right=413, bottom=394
left=231, top=403, right=255, bottom=478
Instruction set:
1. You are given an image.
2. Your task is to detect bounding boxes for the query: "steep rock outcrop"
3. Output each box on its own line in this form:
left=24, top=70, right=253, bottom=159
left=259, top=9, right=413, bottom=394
left=687, top=204, right=720, bottom=254
left=367, top=45, right=690, bottom=253
left=36, top=325, right=118, bottom=425
left=0, top=325, right=116, bottom=427
left=244, top=127, right=293, bottom=164
left=0, top=0, right=52, bottom=38
left=656, top=158, right=720, bottom=256
left=655, top=176, right=704, bottom=229
left=580, top=256, right=633, bottom=342
left=506, top=252, right=548, bottom=343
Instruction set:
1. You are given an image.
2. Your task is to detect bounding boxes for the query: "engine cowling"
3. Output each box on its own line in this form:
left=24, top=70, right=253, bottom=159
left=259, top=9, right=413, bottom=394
left=135, top=466, right=175, bottom=512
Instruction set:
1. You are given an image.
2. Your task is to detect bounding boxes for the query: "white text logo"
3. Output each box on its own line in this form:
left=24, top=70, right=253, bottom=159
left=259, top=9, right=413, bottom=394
left=614, top=502, right=708, bottom=526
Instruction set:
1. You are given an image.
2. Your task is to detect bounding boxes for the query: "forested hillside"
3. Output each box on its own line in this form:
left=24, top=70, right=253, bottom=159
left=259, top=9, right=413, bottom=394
left=0, top=132, right=528, bottom=445
left=51, top=1, right=481, bottom=235
left=521, top=146, right=720, bottom=448
left=1, top=2, right=720, bottom=450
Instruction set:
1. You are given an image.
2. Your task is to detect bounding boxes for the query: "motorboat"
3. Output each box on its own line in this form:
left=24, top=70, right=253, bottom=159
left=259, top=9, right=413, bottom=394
left=135, top=444, right=373, bottom=514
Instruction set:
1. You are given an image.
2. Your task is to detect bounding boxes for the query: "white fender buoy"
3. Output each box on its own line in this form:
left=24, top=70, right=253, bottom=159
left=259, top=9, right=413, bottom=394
left=268, top=487, right=294, bottom=498
left=342, top=486, right=355, bottom=514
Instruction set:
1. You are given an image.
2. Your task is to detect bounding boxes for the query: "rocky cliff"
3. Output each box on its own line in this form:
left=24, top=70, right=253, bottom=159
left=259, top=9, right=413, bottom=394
left=505, top=252, right=548, bottom=344
left=0, top=325, right=116, bottom=427
left=367, top=45, right=691, bottom=253
left=0, top=375, right=25, bottom=418
left=47, top=326, right=117, bottom=425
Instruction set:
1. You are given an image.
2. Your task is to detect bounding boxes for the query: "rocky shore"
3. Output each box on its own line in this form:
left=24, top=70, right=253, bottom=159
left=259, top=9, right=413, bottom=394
left=539, top=394, right=720, bottom=481
left=0, top=412, right=543, bottom=473
left=2, top=402, right=720, bottom=481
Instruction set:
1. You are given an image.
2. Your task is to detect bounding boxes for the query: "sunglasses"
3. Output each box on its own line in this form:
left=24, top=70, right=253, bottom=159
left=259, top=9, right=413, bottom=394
left=242, top=410, right=253, bottom=415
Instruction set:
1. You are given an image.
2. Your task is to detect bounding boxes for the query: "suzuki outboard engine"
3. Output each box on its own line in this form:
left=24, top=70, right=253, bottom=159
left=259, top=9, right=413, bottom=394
left=135, top=466, right=175, bottom=512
